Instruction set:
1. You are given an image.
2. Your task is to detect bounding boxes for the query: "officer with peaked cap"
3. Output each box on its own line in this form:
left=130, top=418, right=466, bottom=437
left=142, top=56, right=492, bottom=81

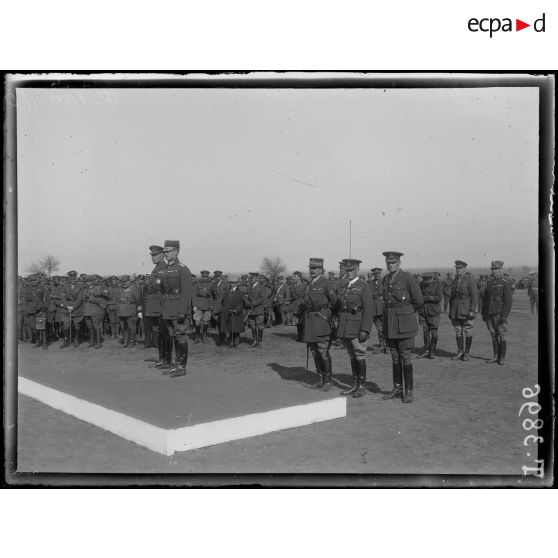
left=290, top=271, right=306, bottom=341
left=222, top=276, right=245, bottom=347
left=55, top=270, right=85, bottom=348
left=160, top=240, right=193, bottom=377
left=192, top=270, right=213, bottom=343
left=246, top=271, right=267, bottom=348
left=212, top=270, right=229, bottom=345
left=417, top=272, right=443, bottom=359
left=449, top=260, right=478, bottom=361
left=116, top=275, right=141, bottom=348
left=303, top=258, right=338, bottom=391
left=336, top=258, right=373, bottom=397
left=381, top=252, right=423, bottom=403
left=482, top=260, right=513, bottom=365
left=144, top=245, right=171, bottom=369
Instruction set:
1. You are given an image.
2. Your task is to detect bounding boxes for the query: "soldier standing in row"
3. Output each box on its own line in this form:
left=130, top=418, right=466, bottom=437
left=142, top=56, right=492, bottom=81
left=192, top=270, right=213, bottom=343
left=303, top=258, right=338, bottom=391
left=116, top=275, right=141, bottom=348
left=144, top=245, right=172, bottom=369
left=477, top=274, right=488, bottom=314
left=160, top=240, right=193, bottom=377
left=483, top=260, right=513, bottom=365
left=291, top=271, right=306, bottom=341
left=246, top=272, right=266, bottom=348
left=106, top=276, right=120, bottom=339
left=222, top=277, right=245, bottom=348
left=441, top=272, right=453, bottom=313
left=56, top=270, right=85, bottom=348
left=212, top=270, right=228, bottom=344
left=417, top=272, right=443, bottom=359
left=368, top=267, right=386, bottom=354
left=83, top=275, right=109, bottom=349
left=336, top=259, right=373, bottom=398
left=381, top=252, right=423, bottom=404
left=449, top=260, right=478, bottom=361
left=274, top=276, right=289, bottom=325
left=34, top=276, right=50, bottom=349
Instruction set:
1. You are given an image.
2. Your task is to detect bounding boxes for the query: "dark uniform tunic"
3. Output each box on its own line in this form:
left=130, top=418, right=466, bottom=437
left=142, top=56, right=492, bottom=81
left=418, top=280, right=443, bottom=329
left=144, top=261, right=168, bottom=350
left=449, top=273, right=478, bottom=335
left=482, top=276, right=513, bottom=337
left=222, top=286, right=245, bottom=334
left=382, top=270, right=423, bottom=364
left=303, top=275, right=338, bottom=343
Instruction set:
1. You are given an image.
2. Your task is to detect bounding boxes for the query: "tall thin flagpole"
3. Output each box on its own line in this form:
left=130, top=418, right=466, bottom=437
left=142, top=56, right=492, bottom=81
left=349, top=220, right=352, bottom=258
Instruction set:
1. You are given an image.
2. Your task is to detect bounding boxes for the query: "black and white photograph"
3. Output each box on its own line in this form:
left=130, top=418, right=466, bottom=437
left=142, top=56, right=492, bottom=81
left=4, top=72, right=554, bottom=486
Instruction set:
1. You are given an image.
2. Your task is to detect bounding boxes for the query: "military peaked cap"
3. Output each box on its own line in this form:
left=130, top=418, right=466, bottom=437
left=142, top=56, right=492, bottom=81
left=67, top=270, right=78, bottom=277
left=383, top=251, right=403, bottom=262
left=454, top=260, right=468, bottom=268
left=371, top=267, right=382, bottom=273
left=308, top=257, right=324, bottom=268
left=163, top=240, right=180, bottom=251
left=490, top=260, right=504, bottom=269
left=342, top=258, right=361, bottom=270
left=149, top=245, right=164, bottom=255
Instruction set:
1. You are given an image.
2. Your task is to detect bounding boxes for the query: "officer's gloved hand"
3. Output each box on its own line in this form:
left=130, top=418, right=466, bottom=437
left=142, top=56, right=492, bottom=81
left=499, top=318, right=508, bottom=326
left=137, top=312, right=143, bottom=320
left=67, top=305, right=74, bottom=312
left=177, top=313, right=186, bottom=324
left=358, top=331, right=368, bottom=343
left=192, top=306, right=198, bottom=313
left=468, top=310, right=476, bottom=319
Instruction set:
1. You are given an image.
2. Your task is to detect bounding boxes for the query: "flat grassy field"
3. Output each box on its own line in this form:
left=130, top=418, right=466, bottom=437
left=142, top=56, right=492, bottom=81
left=14, top=292, right=546, bottom=483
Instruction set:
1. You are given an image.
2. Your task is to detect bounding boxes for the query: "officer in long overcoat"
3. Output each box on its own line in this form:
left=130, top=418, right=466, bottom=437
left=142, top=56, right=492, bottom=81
left=221, top=277, right=245, bottom=347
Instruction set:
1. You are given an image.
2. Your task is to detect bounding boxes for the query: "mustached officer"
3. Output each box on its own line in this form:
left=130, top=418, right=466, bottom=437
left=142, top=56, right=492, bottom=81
left=381, top=252, right=423, bottom=403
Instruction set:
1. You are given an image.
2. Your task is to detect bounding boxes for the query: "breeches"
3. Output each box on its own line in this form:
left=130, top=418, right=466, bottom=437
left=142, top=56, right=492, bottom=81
left=119, top=315, right=136, bottom=331
left=386, top=337, right=415, bottom=365
left=342, top=337, right=367, bottom=361
left=61, top=314, right=84, bottom=328
left=247, top=314, right=264, bottom=329
left=163, top=319, right=189, bottom=345
left=193, top=309, right=212, bottom=325
left=308, top=339, right=331, bottom=360
left=85, top=315, right=104, bottom=329
left=451, top=318, right=475, bottom=336
left=485, top=314, right=508, bottom=339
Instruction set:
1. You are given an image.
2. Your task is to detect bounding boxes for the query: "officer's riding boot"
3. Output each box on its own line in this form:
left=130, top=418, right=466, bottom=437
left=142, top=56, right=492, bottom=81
left=151, top=334, right=165, bottom=367
left=311, top=354, right=324, bottom=388
left=193, top=325, right=201, bottom=343
left=95, top=328, right=102, bottom=348
left=122, top=329, right=130, bottom=348
left=451, top=335, right=464, bottom=360
left=160, top=338, right=173, bottom=372
left=170, top=341, right=187, bottom=377
left=461, top=336, right=472, bottom=361
left=352, top=360, right=367, bottom=398
left=341, top=359, right=359, bottom=396
left=383, top=363, right=403, bottom=400
left=428, top=335, right=437, bottom=359
left=59, top=328, right=69, bottom=348
left=129, top=330, right=136, bottom=348
left=258, top=328, right=263, bottom=348
left=322, top=353, right=333, bottom=391
left=87, top=328, right=94, bottom=347
left=417, top=330, right=430, bottom=358
left=250, top=328, right=258, bottom=348
left=402, top=364, right=414, bottom=403
left=296, top=324, right=303, bottom=342
left=497, top=339, right=507, bottom=365
left=485, top=335, right=499, bottom=363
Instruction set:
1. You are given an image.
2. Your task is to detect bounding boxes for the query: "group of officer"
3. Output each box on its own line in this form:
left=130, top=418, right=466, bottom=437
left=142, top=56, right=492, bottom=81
left=18, top=243, right=529, bottom=397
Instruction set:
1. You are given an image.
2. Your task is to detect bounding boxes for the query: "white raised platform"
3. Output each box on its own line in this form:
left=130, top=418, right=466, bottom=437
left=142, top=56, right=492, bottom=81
left=19, top=377, right=347, bottom=456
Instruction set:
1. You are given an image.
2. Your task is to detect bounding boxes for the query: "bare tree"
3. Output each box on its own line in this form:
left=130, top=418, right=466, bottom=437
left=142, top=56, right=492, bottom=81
left=260, top=256, right=287, bottom=278
left=26, top=255, right=61, bottom=276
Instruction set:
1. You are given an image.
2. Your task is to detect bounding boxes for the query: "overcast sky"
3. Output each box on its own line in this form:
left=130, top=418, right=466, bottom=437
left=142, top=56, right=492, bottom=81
left=17, top=85, right=539, bottom=276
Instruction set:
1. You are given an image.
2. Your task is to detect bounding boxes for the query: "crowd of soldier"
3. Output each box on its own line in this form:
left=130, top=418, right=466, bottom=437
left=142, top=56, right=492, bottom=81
left=18, top=245, right=538, bottom=394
